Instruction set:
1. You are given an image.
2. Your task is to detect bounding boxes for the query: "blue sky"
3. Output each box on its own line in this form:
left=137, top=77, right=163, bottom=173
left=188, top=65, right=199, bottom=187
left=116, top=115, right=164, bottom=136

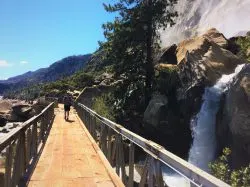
left=0, top=0, right=116, bottom=80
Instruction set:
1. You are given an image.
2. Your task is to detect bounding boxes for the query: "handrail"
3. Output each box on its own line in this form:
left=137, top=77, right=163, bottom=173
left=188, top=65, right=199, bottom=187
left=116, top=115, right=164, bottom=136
left=76, top=102, right=230, bottom=187
left=0, top=102, right=55, bottom=187
left=0, top=103, right=54, bottom=151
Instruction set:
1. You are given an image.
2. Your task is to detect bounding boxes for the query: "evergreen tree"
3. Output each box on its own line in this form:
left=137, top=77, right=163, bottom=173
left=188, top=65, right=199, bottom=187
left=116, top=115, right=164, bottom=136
left=101, top=0, right=177, bottom=105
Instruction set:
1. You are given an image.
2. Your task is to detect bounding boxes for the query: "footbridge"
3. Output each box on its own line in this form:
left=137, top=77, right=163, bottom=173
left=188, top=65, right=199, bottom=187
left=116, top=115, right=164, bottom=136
left=0, top=101, right=230, bottom=187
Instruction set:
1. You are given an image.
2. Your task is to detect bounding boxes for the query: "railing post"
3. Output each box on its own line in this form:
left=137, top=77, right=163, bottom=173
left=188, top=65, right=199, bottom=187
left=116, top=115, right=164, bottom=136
left=148, top=156, right=154, bottom=187
left=20, top=129, right=27, bottom=175
left=89, top=114, right=93, bottom=136
left=31, top=121, right=38, bottom=156
left=83, top=110, right=87, bottom=125
left=155, top=159, right=164, bottom=187
left=11, top=137, right=22, bottom=187
left=107, top=128, right=112, bottom=162
left=44, top=110, right=49, bottom=133
left=26, top=128, right=32, bottom=164
left=40, top=114, right=45, bottom=143
left=139, top=156, right=149, bottom=187
left=119, top=136, right=126, bottom=183
left=114, top=134, right=126, bottom=183
left=4, top=144, right=13, bottom=187
left=100, top=125, right=108, bottom=156
left=128, top=142, right=135, bottom=187
left=87, top=112, right=91, bottom=131
left=92, top=116, right=97, bottom=141
left=82, top=109, right=86, bottom=126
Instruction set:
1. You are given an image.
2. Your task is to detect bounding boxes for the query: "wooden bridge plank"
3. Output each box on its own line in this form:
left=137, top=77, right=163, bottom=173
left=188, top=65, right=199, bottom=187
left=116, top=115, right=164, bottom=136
left=28, top=104, right=124, bottom=187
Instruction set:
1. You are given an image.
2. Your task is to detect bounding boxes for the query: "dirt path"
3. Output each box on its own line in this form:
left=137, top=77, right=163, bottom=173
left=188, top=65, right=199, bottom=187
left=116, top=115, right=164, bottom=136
left=28, top=105, right=124, bottom=187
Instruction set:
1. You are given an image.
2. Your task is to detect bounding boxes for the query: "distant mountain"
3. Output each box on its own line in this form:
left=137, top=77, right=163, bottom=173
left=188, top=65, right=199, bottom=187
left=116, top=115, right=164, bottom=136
left=0, top=83, right=10, bottom=94
left=0, top=54, right=92, bottom=90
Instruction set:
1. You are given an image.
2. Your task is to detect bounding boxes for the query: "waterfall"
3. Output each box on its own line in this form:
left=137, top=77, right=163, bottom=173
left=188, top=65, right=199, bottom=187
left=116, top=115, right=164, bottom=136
left=160, top=0, right=250, bottom=47
left=163, top=64, right=245, bottom=186
left=188, top=64, right=245, bottom=171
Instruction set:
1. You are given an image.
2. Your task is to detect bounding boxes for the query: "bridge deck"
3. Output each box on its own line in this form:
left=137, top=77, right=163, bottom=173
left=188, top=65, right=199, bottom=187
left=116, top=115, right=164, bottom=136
left=28, top=105, right=124, bottom=187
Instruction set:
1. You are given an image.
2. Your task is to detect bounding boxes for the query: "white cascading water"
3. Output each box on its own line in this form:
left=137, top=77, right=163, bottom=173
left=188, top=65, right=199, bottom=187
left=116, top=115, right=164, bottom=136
left=159, top=0, right=250, bottom=47
left=188, top=64, right=245, bottom=171
left=163, top=64, right=245, bottom=187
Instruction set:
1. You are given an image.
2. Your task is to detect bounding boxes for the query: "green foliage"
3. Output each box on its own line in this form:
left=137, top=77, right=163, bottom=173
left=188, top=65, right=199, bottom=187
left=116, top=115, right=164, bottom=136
left=101, top=0, right=178, bottom=104
left=92, top=93, right=115, bottom=121
left=209, top=148, right=250, bottom=186
left=236, top=36, right=250, bottom=62
left=41, top=72, right=95, bottom=96
left=3, top=84, right=42, bottom=100
left=154, top=65, right=179, bottom=95
left=113, top=78, right=145, bottom=119
left=70, top=72, right=94, bottom=89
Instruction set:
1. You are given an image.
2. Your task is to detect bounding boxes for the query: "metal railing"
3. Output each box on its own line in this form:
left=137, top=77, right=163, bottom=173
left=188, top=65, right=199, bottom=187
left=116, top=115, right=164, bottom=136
left=76, top=102, right=230, bottom=187
left=0, top=102, right=54, bottom=187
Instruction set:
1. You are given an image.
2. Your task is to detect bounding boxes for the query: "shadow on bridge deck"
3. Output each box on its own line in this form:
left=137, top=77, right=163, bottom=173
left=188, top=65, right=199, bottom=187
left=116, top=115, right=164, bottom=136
left=27, top=104, right=124, bottom=187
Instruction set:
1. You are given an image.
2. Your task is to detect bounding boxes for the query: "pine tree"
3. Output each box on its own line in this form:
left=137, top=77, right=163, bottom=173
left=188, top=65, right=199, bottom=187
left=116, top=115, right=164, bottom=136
left=101, top=0, right=178, bottom=105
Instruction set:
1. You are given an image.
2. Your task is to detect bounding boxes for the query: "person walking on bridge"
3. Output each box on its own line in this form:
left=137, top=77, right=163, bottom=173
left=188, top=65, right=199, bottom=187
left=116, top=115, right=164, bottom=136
left=63, top=94, right=72, bottom=121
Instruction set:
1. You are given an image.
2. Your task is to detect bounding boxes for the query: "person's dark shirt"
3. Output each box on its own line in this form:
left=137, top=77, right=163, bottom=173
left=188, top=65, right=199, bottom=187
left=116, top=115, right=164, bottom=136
left=63, top=96, right=71, bottom=106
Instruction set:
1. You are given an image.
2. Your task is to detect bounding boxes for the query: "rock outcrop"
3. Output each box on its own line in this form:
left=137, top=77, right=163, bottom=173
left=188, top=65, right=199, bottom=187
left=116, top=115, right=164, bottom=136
left=76, top=72, right=122, bottom=109
left=148, top=28, right=249, bottom=158
left=175, top=28, right=248, bottom=126
left=12, top=104, right=33, bottom=117
left=0, top=117, right=7, bottom=127
left=203, top=28, right=228, bottom=48
left=217, top=64, right=250, bottom=169
left=76, top=85, right=114, bottom=109
left=143, top=94, right=168, bottom=128
left=159, top=44, right=178, bottom=64
left=177, top=29, right=246, bottom=85
left=0, top=100, right=40, bottom=125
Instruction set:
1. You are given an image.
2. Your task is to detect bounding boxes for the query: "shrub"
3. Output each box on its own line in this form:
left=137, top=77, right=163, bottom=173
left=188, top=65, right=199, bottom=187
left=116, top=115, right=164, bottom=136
left=236, top=36, right=250, bottom=62
left=209, top=148, right=250, bottom=186
left=92, top=94, right=115, bottom=121
left=154, top=64, right=179, bottom=95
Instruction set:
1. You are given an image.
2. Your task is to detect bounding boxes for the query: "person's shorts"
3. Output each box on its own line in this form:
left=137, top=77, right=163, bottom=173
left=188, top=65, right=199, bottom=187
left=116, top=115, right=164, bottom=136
left=64, top=104, right=70, bottom=111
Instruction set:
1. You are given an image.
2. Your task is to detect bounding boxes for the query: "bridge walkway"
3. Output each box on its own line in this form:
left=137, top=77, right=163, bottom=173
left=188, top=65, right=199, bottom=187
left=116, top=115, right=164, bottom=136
left=27, top=104, right=123, bottom=187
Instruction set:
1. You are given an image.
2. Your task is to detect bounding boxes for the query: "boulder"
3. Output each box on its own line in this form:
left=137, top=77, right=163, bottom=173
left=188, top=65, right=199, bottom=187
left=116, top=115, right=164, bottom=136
left=143, top=94, right=168, bottom=128
left=94, top=72, right=114, bottom=86
left=0, top=116, right=7, bottom=127
left=12, top=104, right=32, bottom=117
left=76, top=74, right=123, bottom=109
left=176, top=31, right=247, bottom=86
left=217, top=64, right=250, bottom=168
left=203, top=28, right=228, bottom=48
left=159, top=44, right=178, bottom=64
left=76, top=85, right=115, bottom=109
left=0, top=100, right=12, bottom=125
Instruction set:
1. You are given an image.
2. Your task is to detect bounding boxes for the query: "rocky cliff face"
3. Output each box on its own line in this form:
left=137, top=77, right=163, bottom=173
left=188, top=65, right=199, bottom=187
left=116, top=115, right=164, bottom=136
left=144, top=28, right=249, bottom=158
left=217, top=64, right=250, bottom=169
